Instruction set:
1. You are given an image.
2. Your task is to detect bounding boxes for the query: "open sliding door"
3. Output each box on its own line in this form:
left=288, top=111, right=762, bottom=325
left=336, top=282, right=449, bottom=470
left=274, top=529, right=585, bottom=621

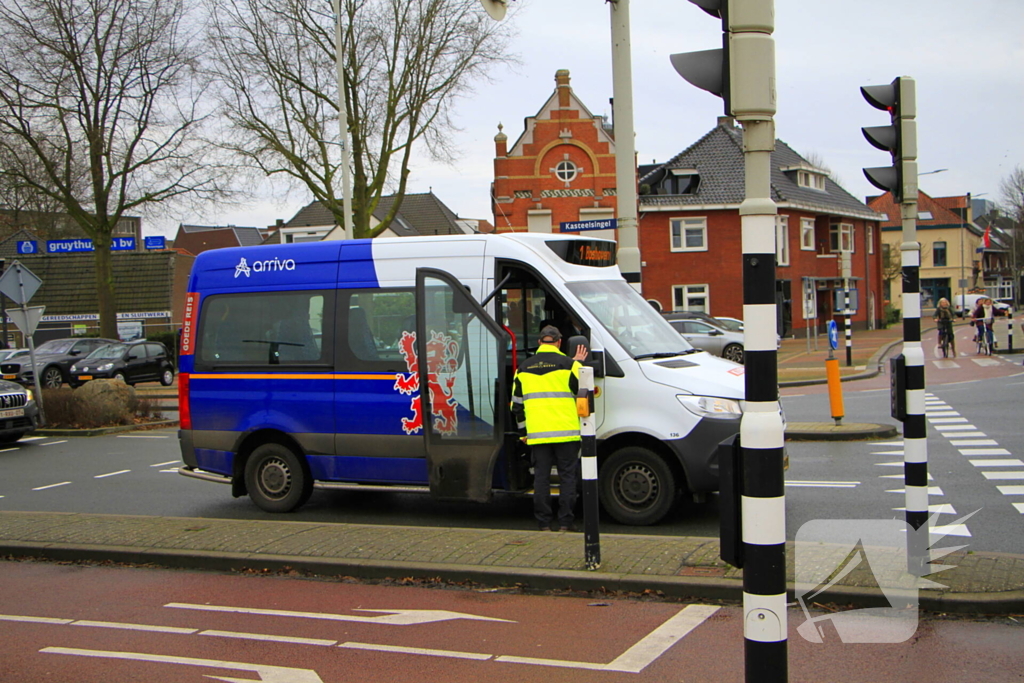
left=416, top=268, right=508, bottom=502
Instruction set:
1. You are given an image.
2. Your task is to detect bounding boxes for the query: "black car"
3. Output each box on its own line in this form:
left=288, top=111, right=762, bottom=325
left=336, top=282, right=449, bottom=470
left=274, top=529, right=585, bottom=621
left=0, top=337, right=118, bottom=389
left=69, top=341, right=175, bottom=387
left=0, top=378, right=40, bottom=443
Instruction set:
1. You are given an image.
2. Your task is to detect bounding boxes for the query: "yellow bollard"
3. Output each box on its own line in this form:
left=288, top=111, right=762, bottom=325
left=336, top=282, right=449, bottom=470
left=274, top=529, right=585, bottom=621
left=825, top=357, right=844, bottom=425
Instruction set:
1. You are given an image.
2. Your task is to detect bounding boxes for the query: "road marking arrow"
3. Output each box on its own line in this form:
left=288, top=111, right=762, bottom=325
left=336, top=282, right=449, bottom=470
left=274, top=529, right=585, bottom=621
left=165, top=602, right=515, bottom=625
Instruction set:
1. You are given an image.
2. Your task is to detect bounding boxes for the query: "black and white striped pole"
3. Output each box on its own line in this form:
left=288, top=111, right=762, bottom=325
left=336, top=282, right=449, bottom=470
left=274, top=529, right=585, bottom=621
left=672, top=2, right=785, bottom=680
left=1008, top=310, right=1014, bottom=353
left=577, top=364, right=600, bottom=570
left=842, top=251, right=853, bottom=366
left=863, top=76, right=929, bottom=575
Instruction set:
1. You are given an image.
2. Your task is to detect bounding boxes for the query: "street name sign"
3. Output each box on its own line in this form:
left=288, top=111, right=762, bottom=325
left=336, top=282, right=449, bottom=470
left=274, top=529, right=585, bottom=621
left=559, top=218, right=617, bottom=233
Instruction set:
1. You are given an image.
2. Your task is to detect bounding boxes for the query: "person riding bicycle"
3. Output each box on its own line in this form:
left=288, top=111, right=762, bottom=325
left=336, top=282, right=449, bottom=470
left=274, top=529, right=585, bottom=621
left=971, top=297, right=996, bottom=351
left=933, top=297, right=956, bottom=356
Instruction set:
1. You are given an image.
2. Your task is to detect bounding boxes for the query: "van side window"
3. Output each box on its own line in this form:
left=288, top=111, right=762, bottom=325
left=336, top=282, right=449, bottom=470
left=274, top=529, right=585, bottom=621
left=197, top=291, right=332, bottom=366
left=341, top=290, right=415, bottom=366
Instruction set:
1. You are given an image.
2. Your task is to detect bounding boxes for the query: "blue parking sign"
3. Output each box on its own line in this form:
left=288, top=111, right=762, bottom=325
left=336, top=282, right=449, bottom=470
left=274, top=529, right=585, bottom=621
left=17, top=240, right=38, bottom=255
left=827, top=320, right=839, bottom=350
left=144, top=235, right=166, bottom=250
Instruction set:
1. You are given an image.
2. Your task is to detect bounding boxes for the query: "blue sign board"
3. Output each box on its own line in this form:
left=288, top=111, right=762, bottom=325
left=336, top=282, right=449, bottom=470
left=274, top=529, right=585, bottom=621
left=827, top=320, right=839, bottom=350
left=46, top=237, right=136, bottom=253
left=559, top=218, right=617, bottom=233
left=144, top=235, right=166, bottom=250
left=16, top=241, right=38, bottom=255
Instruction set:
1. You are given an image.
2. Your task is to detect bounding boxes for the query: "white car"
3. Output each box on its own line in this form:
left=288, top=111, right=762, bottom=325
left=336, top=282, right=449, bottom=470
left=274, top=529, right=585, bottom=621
left=953, top=295, right=1011, bottom=318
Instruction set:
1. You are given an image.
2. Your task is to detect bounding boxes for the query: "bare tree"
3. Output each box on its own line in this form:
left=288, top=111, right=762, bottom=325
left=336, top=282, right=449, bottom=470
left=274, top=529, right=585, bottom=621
left=203, top=0, right=515, bottom=239
left=801, top=151, right=846, bottom=189
left=999, top=166, right=1024, bottom=300
left=0, top=0, right=227, bottom=337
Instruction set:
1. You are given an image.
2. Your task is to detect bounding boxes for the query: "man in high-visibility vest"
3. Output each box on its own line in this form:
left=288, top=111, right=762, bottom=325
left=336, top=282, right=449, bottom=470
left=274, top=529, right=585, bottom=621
left=511, top=325, right=588, bottom=531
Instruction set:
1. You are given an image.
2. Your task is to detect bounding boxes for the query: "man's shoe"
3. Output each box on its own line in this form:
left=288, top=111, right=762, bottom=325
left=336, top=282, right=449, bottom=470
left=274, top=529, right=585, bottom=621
left=538, top=525, right=551, bottom=532
left=558, top=523, right=577, bottom=532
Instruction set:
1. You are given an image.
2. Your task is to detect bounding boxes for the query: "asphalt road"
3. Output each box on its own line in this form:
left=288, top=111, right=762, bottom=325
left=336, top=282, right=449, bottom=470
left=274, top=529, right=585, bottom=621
left=1, top=561, right=1021, bottom=683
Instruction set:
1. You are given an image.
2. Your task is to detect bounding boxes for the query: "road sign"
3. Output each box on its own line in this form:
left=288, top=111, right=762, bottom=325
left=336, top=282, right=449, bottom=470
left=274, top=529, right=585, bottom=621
left=827, top=320, right=839, bottom=350
left=0, top=261, right=42, bottom=305
left=7, top=305, right=45, bottom=336
left=144, top=235, right=166, bottom=250
left=16, top=240, right=38, bottom=255
left=559, top=218, right=617, bottom=233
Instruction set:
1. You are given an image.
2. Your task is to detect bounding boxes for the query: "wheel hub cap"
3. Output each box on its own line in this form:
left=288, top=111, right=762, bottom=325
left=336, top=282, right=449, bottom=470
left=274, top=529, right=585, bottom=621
left=618, top=464, right=656, bottom=506
left=259, top=458, right=290, bottom=497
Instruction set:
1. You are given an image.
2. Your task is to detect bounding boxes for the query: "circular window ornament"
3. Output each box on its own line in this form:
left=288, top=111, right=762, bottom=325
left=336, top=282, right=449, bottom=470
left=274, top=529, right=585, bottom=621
left=554, top=160, right=578, bottom=183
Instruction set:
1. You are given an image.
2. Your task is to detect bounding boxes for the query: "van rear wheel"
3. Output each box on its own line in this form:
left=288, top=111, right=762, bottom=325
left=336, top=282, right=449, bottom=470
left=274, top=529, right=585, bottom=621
left=244, top=443, right=313, bottom=513
left=599, top=446, right=676, bottom=526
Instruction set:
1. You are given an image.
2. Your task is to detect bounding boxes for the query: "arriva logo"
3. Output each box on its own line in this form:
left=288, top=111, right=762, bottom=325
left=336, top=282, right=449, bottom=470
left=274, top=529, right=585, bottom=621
left=233, top=256, right=296, bottom=278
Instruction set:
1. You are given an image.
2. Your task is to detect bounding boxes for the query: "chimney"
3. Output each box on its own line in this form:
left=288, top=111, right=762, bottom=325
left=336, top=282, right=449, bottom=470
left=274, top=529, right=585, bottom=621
left=717, top=115, right=735, bottom=128
left=493, top=123, right=507, bottom=158
left=556, top=69, right=571, bottom=108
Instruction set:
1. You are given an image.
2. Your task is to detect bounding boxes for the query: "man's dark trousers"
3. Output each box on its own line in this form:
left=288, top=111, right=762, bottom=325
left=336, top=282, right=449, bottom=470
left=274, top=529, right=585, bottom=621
left=532, top=441, right=580, bottom=528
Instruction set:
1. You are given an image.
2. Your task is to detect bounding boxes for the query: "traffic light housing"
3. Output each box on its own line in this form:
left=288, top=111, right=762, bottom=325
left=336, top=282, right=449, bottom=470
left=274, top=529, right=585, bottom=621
left=861, top=77, right=917, bottom=203
left=670, top=0, right=775, bottom=120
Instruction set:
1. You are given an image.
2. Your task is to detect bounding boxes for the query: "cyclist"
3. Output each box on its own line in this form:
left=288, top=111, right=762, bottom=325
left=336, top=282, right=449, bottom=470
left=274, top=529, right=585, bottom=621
left=971, top=297, right=996, bottom=352
left=933, top=297, right=956, bottom=357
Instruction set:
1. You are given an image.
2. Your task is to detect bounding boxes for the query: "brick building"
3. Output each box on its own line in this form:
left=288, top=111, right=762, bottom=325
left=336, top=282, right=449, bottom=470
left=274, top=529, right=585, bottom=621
left=491, top=69, right=619, bottom=241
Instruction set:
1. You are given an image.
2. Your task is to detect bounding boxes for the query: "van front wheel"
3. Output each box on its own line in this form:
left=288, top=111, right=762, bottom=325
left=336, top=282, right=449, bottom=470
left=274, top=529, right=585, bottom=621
left=599, top=447, right=676, bottom=526
left=244, top=443, right=313, bottom=513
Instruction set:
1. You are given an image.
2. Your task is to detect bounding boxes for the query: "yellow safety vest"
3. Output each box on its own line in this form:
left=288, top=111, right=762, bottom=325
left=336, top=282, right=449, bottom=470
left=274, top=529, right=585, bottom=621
left=510, top=345, right=581, bottom=445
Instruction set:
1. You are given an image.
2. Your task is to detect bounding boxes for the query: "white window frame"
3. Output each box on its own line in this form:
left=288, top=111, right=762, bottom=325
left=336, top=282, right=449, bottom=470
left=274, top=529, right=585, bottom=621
left=800, top=217, right=815, bottom=251
left=672, top=284, right=709, bottom=313
left=829, top=221, right=854, bottom=253
left=670, top=217, right=707, bottom=252
left=776, top=215, right=790, bottom=266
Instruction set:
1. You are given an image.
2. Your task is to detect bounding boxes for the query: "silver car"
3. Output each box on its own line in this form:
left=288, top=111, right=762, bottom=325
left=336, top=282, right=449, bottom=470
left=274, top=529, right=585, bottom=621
left=667, top=318, right=745, bottom=363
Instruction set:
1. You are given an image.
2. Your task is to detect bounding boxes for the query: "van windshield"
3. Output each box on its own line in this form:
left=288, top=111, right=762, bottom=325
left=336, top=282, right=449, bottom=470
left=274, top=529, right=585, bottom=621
left=566, top=280, right=694, bottom=358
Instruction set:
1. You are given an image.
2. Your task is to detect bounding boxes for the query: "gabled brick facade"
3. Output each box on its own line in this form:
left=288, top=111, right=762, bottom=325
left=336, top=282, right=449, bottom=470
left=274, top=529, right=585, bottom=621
left=491, top=70, right=619, bottom=240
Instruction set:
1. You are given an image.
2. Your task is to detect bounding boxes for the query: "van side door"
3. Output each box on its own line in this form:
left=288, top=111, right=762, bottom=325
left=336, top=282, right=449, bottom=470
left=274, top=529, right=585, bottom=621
left=416, top=268, right=508, bottom=502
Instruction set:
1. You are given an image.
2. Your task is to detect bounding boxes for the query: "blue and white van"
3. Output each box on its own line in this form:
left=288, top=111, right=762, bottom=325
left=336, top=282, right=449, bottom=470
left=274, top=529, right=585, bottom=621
left=177, top=233, right=746, bottom=525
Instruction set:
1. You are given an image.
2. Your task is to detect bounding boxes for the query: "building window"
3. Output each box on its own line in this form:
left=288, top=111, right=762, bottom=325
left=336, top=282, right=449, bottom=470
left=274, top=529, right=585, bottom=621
left=554, top=160, right=578, bottom=183
left=777, top=215, right=790, bottom=266
left=867, top=224, right=874, bottom=254
left=933, top=241, right=947, bottom=267
left=798, top=171, right=826, bottom=190
left=800, top=218, right=815, bottom=251
left=672, top=284, right=709, bottom=313
left=670, top=217, right=707, bottom=252
left=830, top=221, right=854, bottom=253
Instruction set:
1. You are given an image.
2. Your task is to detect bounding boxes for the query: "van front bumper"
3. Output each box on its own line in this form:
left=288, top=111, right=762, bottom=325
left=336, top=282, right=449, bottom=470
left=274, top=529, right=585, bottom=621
left=666, top=416, right=741, bottom=494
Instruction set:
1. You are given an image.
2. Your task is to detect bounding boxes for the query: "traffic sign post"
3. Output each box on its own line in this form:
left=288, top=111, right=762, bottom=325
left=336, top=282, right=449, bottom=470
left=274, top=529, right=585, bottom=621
left=826, top=320, right=839, bottom=351
left=0, top=260, right=47, bottom=425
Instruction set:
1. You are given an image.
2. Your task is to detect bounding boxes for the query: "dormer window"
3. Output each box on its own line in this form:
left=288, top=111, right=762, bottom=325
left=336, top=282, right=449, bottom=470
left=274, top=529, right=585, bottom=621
left=797, top=170, right=826, bottom=190
left=669, top=168, right=700, bottom=195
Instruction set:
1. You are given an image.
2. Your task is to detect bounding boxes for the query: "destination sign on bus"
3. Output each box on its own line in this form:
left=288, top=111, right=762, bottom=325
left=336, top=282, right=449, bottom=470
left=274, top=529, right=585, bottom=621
left=546, top=239, right=617, bottom=268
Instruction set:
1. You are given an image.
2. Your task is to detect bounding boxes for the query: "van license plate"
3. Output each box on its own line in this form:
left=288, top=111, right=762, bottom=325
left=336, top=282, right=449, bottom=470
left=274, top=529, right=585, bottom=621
left=0, top=408, right=24, bottom=418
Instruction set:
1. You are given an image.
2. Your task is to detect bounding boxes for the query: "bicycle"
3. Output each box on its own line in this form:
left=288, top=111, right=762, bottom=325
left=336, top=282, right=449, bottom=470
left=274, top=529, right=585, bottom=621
left=975, top=323, right=993, bottom=356
left=937, top=326, right=954, bottom=358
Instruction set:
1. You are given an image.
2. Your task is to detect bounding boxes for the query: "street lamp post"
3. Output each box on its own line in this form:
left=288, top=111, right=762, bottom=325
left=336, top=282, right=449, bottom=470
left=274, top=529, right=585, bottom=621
left=332, top=0, right=354, bottom=240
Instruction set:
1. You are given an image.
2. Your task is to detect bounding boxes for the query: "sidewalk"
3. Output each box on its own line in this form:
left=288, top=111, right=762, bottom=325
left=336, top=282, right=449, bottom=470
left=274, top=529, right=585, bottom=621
left=2, top=511, right=1021, bottom=615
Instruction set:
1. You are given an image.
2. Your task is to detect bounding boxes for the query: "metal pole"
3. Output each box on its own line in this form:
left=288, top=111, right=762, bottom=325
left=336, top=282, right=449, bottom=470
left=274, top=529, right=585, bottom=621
left=332, top=0, right=354, bottom=240
left=14, top=264, right=45, bottom=425
left=578, top=365, right=600, bottom=570
left=739, top=116, right=786, bottom=681
left=609, top=0, right=641, bottom=292
left=843, top=251, right=852, bottom=366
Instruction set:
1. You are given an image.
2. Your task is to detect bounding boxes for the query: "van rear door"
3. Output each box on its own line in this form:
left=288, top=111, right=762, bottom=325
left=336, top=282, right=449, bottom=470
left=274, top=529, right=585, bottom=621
left=416, top=268, right=508, bottom=502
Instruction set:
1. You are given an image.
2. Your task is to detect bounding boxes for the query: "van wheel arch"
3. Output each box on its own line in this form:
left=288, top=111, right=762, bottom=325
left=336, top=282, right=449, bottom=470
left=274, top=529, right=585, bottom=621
left=232, top=430, right=309, bottom=499
left=597, top=433, right=688, bottom=526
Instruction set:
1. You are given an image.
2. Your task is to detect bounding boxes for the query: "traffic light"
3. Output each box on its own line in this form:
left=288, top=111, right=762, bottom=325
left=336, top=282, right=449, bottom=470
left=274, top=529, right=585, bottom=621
left=669, top=0, right=775, bottom=120
left=861, top=77, right=917, bottom=203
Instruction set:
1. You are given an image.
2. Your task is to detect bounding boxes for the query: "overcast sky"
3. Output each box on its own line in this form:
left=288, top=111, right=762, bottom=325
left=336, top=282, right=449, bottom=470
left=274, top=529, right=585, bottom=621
left=166, top=0, right=1023, bottom=236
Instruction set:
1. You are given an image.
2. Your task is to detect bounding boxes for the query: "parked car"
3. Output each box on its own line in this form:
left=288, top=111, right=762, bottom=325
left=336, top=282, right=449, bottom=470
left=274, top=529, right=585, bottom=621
left=666, top=317, right=746, bottom=363
left=0, top=378, right=40, bottom=443
left=712, top=316, right=744, bottom=332
left=662, top=310, right=721, bottom=327
left=0, top=348, right=29, bottom=363
left=69, top=341, right=175, bottom=387
left=953, top=294, right=1012, bottom=318
left=0, top=337, right=118, bottom=389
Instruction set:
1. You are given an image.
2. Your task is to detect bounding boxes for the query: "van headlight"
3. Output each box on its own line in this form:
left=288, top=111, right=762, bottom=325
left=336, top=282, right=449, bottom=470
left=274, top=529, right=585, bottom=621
left=677, top=395, right=742, bottom=418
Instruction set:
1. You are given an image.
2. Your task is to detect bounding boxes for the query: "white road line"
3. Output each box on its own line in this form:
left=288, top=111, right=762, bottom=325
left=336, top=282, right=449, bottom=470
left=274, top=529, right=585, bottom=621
left=960, top=448, right=1012, bottom=456
left=32, top=482, right=71, bottom=491
left=923, top=411, right=960, bottom=417
left=785, top=481, right=859, bottom=488
left=881, top=473, right=933, bottom=480
left=202, top=630, right=337, bottom=646
left=870, top=450, right=905, bottom=456
left=150, top=460, right=179, bottom=467
left=20, top=436, right=45, bottom=441
left=968, top=460, right=1024, bottom=467
left=165, top=603, right=515, bottom=625
left=950, top=439, right=999, bottom=446
left=94, top=470, right=130, bottom=479
left=870, top=441, right=904, bottom=447
left=982, top=472, right=1024, bottom=480
left=339, top=642, right=493, bottom=661
left=0, top=447, right=19, bottom=453
left=1014, top=503, right=1024, bottom=514
left=932, top=424, right=976, bottom=431
left=117, top=435, right=170, bottom=439
left=971, top=357, right=1002, bottom=367
left=159, top=468, right=178, bottom=473
left=939, top=432, right=987, bottom=438
left=931, top=524, right=971, bottom=537
left=996, top=486, right=1024, bottom=495
left=928, top=417, right=969, bottom=423
left=886, top=486, right=944, bottom=495
left=0, top=614, right=74, bottom=625
left=893, top=504, right=956, bottom=514
left=40, top=440, right=67, bottom=446
left=874, top=462, right=905, bottom=467
left=72, top=620, right=197, bottom=634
